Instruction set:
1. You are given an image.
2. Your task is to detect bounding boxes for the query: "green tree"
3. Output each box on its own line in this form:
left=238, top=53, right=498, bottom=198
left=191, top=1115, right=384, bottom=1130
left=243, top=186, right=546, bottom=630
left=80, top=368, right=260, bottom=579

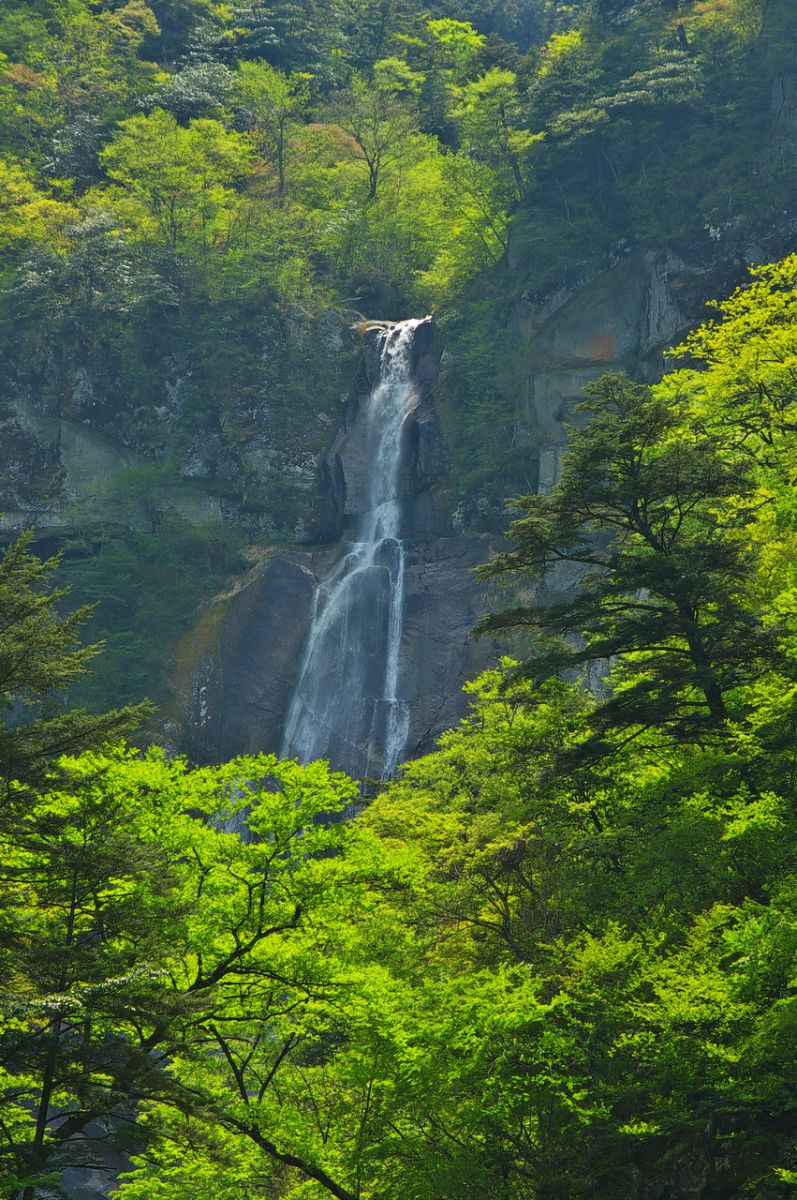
left=100, top=108, right=253, bottom=247
left=660, top=253, right=797, bottom=452
left=43, top=1, right=161, bottom=120
left=235, top=60, right=310, bottom=199
left=477, top=374, right=774, bottom=755
left=0, top=746, right=358, bottom=1199
left=372, top=54, right=426, bottom=98
left=426, top=17, right=486, bottom=83
left=0, top=531, right=145, bottom=798
left=453, top=67, right=537, bottom=201
left=0, top=159, right=77, bottom=259
left=327, top=74, right=417, bottom=200
left=355, top=655, right=797, bottom=1199
left=417, top=153, right=509, bottom=300
left=390, top=16, right=485, bottom=140
left=142, top=61, right=236, bottom=120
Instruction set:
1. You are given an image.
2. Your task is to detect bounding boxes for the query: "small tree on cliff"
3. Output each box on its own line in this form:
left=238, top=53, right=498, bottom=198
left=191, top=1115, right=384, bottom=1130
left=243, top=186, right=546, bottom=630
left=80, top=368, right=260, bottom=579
left=476, top=374, right=774, bottom=757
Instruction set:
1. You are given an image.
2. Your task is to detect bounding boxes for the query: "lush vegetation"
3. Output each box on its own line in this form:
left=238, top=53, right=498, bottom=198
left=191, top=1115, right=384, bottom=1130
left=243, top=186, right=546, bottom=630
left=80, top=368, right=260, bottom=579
left=5, top=249, right=797, bottom=1198
left=0, top=0, right=539, bottom=315
left=434, top=0, right=797, bottom=504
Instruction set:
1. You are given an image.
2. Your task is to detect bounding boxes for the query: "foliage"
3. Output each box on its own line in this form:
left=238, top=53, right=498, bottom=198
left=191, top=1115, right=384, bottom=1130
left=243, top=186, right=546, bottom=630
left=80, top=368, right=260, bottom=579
left=0, top=159, right=76, bottom=257
left=326, top=74, right=420, bottom=201
left=476, top=373, right=774, bottom=754
left=1, top=0, right=785, bottom=554
left=452, top=67, right=538, bottom=201
left=434, top=0, right=792, bottom=509
left=0, top=531, right=146, bottom=796
left=99, top=109, right=253, bottom=248
left=235, top=60, right=310, bottom=198
left=3, top=6, right=797, bottom=1194
left=354, top=660, right=797, bottom=1199
left=0, top=743, right=358, bottom=1198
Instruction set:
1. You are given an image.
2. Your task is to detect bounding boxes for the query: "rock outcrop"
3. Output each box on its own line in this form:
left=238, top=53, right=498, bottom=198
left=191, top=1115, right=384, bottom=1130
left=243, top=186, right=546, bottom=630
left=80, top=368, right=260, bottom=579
left=5, top=236, right=796, bottom=778
left=175, top=319, right=501, bottom=773
left=511, top=248, right=745, bottom=497
left=0, top=309, right=356, bottom=539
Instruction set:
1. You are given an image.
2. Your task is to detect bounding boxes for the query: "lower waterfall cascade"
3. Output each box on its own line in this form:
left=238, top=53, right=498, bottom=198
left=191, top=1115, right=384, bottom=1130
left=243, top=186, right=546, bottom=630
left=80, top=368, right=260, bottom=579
left=281, top=317, right=429, bottom=780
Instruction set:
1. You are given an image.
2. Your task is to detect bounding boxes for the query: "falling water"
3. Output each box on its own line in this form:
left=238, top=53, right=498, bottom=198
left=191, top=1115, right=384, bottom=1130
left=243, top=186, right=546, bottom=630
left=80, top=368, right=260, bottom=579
left=281, top=318, right=426, bottom=781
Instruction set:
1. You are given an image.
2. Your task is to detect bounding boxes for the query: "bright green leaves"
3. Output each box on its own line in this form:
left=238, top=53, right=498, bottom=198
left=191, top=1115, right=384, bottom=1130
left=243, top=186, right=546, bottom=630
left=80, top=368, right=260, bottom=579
left=0, top=158, right=77, bottom=255
left=537, top=28, right=583, bottom=77
left=0, top=0, right=161, bottom=156
left=0, top=744, right=358, bottom=1197
left=425, top=17, right=486, bottom=81
left=326, top=73, right=419, bottom=201
left=0, top=0, right=527, bottom=318
left=354, top=639, right=797, bottom=1199
left=234, top=60, right=310, bottom=197
left=656, top=255, right=797, bottom=737
left=681, top=0, right=767, bottom=44
left=394, top=257, right=797, bottom=1192
left=100, top=108, right=253, bottom=247
left=452, top=68, right=537, bottom=201
left=373, top=55, right=426, bottom=97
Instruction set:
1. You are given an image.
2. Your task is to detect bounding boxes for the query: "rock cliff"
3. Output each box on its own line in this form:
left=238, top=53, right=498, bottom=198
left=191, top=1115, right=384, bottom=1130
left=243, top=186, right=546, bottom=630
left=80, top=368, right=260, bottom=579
left=172, top=317, right=502, bottom=775
left=4, top=230, right=797, bottom=777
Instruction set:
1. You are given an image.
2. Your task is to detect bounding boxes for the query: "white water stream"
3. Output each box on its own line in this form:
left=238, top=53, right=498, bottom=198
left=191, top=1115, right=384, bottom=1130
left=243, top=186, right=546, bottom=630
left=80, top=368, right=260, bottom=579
left=281, top=318, right=425, bottom=780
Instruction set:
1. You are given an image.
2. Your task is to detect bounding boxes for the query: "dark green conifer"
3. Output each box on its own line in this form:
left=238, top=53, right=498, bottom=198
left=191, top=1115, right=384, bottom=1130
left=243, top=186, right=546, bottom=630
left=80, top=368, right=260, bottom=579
left=0, top=530, right=148, bottom=799
left=477, top=374, right=774, bottom=755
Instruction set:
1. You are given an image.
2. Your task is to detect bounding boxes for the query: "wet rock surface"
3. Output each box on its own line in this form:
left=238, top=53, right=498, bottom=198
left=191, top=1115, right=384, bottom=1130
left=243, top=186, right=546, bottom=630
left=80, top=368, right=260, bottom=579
left=178, top=528, right=497, bottom=774
left=177, top=317, right=498, bottom=776
left=177, top=551, right=317, bottom=764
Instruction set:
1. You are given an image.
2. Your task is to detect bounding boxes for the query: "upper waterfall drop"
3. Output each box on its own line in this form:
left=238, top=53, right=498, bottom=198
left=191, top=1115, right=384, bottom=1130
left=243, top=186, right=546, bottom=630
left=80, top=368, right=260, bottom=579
left=281, top=317, right=430, bottom=781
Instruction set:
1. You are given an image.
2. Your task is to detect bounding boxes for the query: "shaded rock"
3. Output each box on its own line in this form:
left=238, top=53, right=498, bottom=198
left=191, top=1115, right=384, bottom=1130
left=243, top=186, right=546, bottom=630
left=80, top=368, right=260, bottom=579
left=175, top=316, right=497, bottom=776
left=177, top=552, right=317, bottom=764
left=401, top=533, right=499, bottom=758
left=640, top=252, right=690, bottom=356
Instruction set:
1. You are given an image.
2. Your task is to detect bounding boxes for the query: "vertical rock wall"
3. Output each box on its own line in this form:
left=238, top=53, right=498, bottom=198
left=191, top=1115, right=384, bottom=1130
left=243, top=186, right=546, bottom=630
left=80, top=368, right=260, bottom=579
left=174, top=319, right=500, bottom=772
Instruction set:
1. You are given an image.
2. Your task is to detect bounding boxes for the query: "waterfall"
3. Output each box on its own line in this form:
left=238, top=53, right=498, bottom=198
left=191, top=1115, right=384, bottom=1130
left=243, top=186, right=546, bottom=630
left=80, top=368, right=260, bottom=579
left=281, top=318, right=426, bottom=781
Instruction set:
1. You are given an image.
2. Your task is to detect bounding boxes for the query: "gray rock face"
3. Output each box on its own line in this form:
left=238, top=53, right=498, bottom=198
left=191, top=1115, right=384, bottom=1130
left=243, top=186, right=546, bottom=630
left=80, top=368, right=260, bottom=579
left=0, top=309, right=357, bottom=540
left=508, top=248, right=771, bottom=500
left=178, top=530, right=497, bottom=773
left=401, top=531, right=502, bottom=759
left=176, top=319, right=498, bottom=774
left=513, top=254, right=670, bottom=493
left=178, top=551, right=317, bottom=763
